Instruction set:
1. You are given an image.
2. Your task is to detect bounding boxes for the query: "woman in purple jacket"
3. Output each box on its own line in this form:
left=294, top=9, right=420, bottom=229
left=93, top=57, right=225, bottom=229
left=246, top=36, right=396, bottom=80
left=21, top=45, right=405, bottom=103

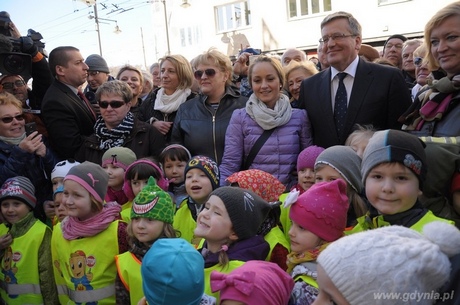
left=220, top=55, right=312, bottom=188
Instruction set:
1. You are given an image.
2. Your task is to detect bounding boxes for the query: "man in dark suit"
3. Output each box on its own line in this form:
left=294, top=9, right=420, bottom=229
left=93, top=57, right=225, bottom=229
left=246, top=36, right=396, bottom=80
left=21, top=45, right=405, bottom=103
left=41, top=46, right=97, bottom=159
left=298, top=11, right=412, bottom=148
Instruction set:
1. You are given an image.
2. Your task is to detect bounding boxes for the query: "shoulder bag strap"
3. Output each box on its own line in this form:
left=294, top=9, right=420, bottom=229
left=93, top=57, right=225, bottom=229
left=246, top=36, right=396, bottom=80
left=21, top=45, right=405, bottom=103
left=242, top=128, right=275, bottom=170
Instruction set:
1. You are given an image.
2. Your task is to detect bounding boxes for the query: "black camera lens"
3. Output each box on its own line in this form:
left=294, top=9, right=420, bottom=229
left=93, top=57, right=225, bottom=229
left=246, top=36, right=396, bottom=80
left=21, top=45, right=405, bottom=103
left=3, top=53, right=27, bottom=74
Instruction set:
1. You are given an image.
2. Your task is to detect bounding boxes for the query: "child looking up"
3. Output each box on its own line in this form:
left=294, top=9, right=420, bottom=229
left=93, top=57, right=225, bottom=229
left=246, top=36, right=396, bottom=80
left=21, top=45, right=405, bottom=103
left=194, top=186, right=272, bottom=302
left=314, top=222, right=460, bottom=305
left=101, top=147, right=137, bottom=207
left=51, top=162, right=129, bottom=305
left=211, top=261, right=294, bottom=305
left=0, top=177, right=59, bottom=305
left=159, top=144, right=191, bottom=208
left=174, top=155, right=219, bottom=246
left=315, top=145, right=368, bottom=227
left=285, top=179, right=349, bottom=305
left=226, top=169, right=289, bottom=270
left=115, top=177, right=177, bottom=305
left=122, top=158, right=169, bottom=222
left=352, top=129, right=453, bottom=233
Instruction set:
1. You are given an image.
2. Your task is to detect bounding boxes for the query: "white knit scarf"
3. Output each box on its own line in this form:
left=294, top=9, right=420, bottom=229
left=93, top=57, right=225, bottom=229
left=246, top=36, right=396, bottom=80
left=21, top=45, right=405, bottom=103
left=245, top=93, right=292, bottom=130
left=154, top=88, right=191, bottom=114
left=0, top=133, right=26, bottom=145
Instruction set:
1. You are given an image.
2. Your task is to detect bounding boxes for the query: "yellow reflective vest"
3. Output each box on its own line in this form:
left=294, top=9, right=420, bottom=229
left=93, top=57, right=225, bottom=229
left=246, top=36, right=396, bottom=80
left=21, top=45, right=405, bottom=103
left=51, top=220, right=121, bottom=305
left=121, top=201, right=133, bottom=222
left=0, top=221, right=49, bottom=305
left=174, top=201, right=203, bottom=247
left=264, top=226, right=290, bottom=262
left=204, top=260, right=245, bottom=303
left=115, top=252, right=142, bottom=305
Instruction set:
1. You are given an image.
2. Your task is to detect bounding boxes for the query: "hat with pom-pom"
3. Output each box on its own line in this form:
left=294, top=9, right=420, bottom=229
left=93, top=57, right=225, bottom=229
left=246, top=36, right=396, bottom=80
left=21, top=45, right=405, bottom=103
left=289, top=179, right=349, bottom=242
left=317, top=221, right=460, bottom=305
left=131, top=176, right=174, bottom=224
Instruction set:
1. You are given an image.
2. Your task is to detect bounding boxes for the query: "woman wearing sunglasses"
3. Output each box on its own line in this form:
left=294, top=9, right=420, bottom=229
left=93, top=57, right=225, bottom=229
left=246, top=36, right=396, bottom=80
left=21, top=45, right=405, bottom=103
left=171, top=48, right=247, bottom=165
left=219, top=55, right=312, bottom=188
left=75, top=80, right=166, bottom=165
left=140, top=54, right=196, bottom=144
left=0, top=92, right=58, bottom=222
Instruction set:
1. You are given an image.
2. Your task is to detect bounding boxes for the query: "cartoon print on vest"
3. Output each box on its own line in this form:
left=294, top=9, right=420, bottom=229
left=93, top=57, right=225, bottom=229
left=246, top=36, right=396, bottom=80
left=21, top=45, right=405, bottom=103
left=1, top=247, right=19, bottom=298
left=66, top=250, right=97, bottom=305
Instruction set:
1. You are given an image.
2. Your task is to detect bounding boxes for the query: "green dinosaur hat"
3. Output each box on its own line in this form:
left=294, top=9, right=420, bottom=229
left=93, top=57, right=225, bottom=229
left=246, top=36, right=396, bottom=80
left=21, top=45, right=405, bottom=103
left=131, top=176, right=174, bottom=224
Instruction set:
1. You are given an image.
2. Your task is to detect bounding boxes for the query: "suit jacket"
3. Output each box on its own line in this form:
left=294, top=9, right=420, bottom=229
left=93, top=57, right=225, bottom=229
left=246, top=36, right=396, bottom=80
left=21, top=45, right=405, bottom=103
left=41, top=80, right=96, bottom=159
left=298, top=58, right=412, bottom=148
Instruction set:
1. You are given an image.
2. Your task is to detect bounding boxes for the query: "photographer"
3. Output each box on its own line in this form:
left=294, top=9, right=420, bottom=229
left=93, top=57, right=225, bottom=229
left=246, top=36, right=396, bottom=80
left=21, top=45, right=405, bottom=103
left=0, top=16, right=52, bottom=137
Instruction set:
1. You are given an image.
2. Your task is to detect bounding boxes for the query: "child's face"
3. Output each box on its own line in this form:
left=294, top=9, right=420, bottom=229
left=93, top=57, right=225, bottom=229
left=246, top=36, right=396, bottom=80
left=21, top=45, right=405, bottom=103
left=365, top=163, right=421, bottom=216
left=313, top=264, right=350, bottom=305
left=185, top=168, right=213, bottom=204
left=288, top=220, right=322, bottom=253
left=0, top=199, right=31, bottom=224
left=163, top=158, right=187, bottom=184
left=63, top=180, right=97, bottom=221
left=298, top=167, right=315, bottom=191
left=315, top=165, right=343, bottom=184
left=103, top=164, right=125, bottom=190
left=131, top=175, right=149, bottom=197
left=131, top=217, right=164, bottom=246
left=54, top=193, right=67, bottom=222
left=51, top=177, right=64, bottom=192
left=347, top=135, right=370, bottom=158
left=194, top=195, right=236, bottom=246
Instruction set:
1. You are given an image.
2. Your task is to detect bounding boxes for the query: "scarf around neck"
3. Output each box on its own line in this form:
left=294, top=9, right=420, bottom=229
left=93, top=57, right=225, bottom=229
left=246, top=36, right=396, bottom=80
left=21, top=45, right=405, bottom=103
left=61, top=201, right=121, bottom=240
left=95, top=112, right=134, bottom=150
left=0, top=133, right=26, bottom=145
left=286, top=243, right=329, bottom=273
left=154, top=88, right=191, bottom=114
left=245, top=93, right=292, bottom=130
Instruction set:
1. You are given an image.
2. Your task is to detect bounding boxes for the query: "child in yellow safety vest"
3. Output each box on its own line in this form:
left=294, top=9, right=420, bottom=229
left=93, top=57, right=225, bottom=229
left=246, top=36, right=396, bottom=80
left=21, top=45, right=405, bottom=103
left=284, top=179, right=349, bottom=305
left=0, top=176, right=59, bottom=305
left=51, top=162, right=129, bottom=305
left=115, top=176, right=178, bottom=305
left=194, top=186, right=273, bottom=302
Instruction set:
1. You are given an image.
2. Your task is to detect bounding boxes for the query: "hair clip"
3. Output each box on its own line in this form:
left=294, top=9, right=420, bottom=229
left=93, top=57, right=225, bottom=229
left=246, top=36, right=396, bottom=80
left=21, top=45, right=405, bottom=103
left=221, top=244, right=229, bottom=252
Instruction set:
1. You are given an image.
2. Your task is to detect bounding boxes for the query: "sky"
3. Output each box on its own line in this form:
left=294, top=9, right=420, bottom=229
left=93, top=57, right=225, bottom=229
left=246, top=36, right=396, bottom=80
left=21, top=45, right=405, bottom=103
left=3, top=0, right=160, bottom=69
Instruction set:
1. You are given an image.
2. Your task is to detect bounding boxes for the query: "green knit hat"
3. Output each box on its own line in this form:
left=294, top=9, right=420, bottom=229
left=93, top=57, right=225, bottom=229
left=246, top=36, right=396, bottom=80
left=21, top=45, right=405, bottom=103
left=131, top=176, right=174, bottom=224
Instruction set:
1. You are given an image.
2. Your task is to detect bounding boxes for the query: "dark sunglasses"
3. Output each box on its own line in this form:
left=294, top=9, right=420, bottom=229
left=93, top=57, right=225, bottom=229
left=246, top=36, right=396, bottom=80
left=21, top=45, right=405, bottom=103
left=98, top=100, right=126, bottom=109
left=194, top=69, right=217, bottom=80
left=1, top=80, right=26, bottom=90
left=0, top=114, right=24, bottom=123
left=414, top=57, right=424, bottom=67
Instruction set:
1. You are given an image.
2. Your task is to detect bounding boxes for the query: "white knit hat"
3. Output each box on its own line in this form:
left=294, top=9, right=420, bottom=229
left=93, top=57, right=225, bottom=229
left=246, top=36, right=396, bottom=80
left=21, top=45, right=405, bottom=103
left=317, top=222, right=460, bottom=305
left=51, top=159, right=81, bottom=180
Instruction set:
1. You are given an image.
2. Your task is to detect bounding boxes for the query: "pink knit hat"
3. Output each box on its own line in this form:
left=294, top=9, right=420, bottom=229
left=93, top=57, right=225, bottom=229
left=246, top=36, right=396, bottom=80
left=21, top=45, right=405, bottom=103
left=211, top=261, right=294, bottom=305
left=297, top=145, right=325, bottom=172
left=289, top=179, right=348, bottom=242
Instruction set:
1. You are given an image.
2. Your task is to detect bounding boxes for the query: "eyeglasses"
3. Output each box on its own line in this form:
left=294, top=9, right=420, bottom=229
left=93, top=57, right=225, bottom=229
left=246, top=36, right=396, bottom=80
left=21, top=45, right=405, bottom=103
left=1, top=80, right=26, bottom=90
left=98, top=100, right=126, bottom=109
left=194, top=69, right=217, bottom=80
left=0, top=114, right=24, bottom=123
left=385, top=43, right=403, bottom=50
left=414, top=57, right=424, bottom=67
left=319, top=33, right=356, bottom=43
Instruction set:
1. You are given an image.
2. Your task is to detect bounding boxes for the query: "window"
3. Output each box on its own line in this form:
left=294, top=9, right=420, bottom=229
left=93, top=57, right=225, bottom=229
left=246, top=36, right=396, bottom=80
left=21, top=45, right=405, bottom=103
left=180, top=26, right=202, bottom=47
left=216, top=1, right=251, bottom=33
left=289, top=0, right=331, bottom=18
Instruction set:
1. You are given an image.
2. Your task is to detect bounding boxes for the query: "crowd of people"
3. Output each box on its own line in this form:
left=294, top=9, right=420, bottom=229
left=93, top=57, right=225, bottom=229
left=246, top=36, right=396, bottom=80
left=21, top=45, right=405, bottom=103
left=1, top=2, right=460, bottom=305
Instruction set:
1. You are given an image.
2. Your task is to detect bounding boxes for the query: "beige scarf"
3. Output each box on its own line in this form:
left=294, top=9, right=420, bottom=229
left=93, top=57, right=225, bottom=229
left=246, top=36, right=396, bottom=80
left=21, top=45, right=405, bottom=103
left=245, top=93, right=292, bottom=130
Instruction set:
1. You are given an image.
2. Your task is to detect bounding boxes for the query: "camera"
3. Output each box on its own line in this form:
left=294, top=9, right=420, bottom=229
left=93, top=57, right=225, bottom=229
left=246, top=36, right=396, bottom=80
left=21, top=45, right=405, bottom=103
left=0, top=11, right=46, bottom=81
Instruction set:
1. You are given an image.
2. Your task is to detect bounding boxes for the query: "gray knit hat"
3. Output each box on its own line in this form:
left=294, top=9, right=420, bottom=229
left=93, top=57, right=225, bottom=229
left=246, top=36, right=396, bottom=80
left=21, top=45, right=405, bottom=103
left=0, top=176, right=36, bottom=209
left=361, top=130, right=426, bottom=189
left=317, top=222, right=460, bottom=305
left=64, top=161, right=109, bottom=203
left=315, top=145, right=363, bottom=193
left=210, top=186, right=271, bottom=240
left=85, top=54, right=110, bottom=73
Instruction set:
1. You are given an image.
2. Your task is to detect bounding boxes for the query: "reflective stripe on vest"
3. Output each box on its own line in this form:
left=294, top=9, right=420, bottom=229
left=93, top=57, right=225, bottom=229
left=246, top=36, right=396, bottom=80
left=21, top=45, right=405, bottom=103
left=69, top=283, right=115, bottom=303
left=4, top=282, right=41, bottom=295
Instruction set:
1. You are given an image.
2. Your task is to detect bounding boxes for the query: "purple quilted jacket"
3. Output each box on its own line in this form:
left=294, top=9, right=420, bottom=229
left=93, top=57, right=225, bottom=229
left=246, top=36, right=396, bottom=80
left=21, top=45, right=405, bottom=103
left=219, top=108, right=313, bottom=186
